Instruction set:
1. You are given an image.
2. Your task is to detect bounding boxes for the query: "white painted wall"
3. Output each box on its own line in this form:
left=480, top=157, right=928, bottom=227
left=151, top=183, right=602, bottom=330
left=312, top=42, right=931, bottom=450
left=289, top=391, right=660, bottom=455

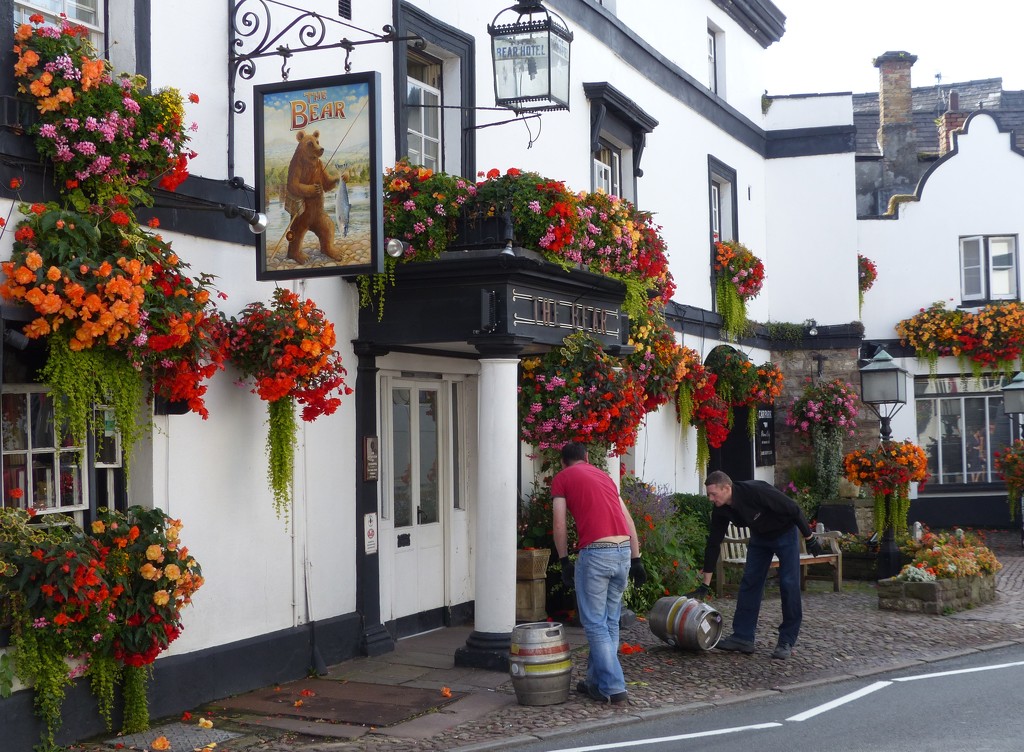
left=0, top=0, right=865, bottom=670
left=859, top=113, right=1024, bottom=343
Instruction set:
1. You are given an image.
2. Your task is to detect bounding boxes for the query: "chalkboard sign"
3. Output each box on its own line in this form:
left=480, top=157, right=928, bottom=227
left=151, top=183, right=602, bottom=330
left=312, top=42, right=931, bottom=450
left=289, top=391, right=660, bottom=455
left=755, top=404, right=776, bottom=467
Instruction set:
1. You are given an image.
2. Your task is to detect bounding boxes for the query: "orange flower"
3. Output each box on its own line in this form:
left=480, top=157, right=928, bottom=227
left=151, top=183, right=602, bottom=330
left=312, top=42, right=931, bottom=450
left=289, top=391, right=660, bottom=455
left=150, top=737, right=170, bottom=751
left=440, top=686, right=452, bottom=698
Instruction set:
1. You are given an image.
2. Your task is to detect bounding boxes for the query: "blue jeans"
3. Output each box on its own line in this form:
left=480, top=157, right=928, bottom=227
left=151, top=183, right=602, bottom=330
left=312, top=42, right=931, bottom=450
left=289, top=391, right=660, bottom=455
left=574, top=545, right=630, bottom=697
left=731, top=527, right=802, bottom=646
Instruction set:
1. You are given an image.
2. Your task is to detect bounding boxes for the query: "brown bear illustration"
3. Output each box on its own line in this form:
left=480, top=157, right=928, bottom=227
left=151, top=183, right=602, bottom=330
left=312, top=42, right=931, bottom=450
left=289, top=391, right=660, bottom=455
left=285, top=130, right=341, bottom=264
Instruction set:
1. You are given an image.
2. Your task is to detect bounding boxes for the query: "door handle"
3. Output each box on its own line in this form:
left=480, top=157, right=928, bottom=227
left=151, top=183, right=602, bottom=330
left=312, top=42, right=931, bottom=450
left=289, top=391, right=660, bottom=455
left=417, top=506, right=424, bottom=524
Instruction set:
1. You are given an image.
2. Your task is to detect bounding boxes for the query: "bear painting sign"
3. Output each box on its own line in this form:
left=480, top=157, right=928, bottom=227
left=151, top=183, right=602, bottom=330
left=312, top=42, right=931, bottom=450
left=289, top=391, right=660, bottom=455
left=254, top=72, right=383, bottom=280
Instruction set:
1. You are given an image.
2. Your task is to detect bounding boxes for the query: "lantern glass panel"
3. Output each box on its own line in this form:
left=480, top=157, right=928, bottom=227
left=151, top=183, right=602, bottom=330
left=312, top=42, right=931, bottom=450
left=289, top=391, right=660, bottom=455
left=493, top=29, right=553, bottom=104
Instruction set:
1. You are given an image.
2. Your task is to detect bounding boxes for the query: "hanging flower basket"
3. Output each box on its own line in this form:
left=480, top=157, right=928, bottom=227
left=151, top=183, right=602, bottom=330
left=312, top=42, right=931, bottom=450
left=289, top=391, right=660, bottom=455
left=518, top=331, right=646, bottom=458
left=226, top=289, right=353, bottom=519
left=994, top=440, right=1024, bottom=520
left=713, top=241, right=764, bottom=340
left=843, top=440, right=929, bottom=535
left=857, top=253, right=877, bottom=316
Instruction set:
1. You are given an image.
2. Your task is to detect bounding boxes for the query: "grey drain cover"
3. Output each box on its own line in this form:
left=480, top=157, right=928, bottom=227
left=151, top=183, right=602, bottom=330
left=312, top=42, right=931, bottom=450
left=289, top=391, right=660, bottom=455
left=101, top=721, right=241, bottom=749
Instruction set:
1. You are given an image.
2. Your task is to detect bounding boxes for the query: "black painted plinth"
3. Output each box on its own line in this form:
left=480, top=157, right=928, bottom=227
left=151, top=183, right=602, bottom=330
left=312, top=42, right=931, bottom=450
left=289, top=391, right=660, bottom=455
left=454, top=629, right=510, bottom=671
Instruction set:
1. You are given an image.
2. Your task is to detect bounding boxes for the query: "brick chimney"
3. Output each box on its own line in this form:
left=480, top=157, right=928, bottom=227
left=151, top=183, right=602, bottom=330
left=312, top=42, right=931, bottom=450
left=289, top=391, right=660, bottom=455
left=938, top=90, right=969, bottom=156
left=873, top=51, right=918, bottom=202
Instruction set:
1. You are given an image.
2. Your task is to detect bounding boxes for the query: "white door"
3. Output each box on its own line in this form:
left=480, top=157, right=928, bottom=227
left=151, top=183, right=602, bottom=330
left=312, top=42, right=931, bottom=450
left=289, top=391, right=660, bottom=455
left=387, top=381, right=446, bottom=620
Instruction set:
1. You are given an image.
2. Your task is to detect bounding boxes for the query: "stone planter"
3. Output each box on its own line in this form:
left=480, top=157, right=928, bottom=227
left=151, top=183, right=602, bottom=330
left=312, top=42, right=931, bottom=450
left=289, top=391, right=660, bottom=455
left=877, top=573, right=997, bottom=614
left=516, top=549, right=551, bottom=622
left=517, top=549, right=551, bottom=581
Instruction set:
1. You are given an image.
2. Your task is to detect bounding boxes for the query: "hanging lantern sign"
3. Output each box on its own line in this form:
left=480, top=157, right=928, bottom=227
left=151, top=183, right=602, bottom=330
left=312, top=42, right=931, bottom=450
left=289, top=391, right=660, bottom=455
left=488, top=0, right=573, bottom=113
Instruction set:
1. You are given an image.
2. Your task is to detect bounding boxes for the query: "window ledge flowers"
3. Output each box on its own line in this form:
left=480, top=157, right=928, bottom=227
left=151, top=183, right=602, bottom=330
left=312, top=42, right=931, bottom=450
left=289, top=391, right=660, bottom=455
left=897, top=299, right=1024, bottom=379
left=225, top=289, right=353, bottom=519
left=0, top=506, right=203, bottom=749
left=2, top=18, right=212, bottom=468
left=368, top=163, right=675, bottom=319
left=713, top=240, right=765, bottom=340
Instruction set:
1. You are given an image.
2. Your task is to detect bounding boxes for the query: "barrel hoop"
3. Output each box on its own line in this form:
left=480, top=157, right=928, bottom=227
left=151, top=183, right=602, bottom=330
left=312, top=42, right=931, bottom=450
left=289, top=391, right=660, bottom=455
left=519, top=659, right=573, bottom=674
left=511, top=642, right=570, bottom=658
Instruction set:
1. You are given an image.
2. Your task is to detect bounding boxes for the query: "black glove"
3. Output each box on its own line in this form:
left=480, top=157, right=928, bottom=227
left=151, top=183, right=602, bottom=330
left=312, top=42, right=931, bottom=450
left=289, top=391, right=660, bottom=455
left=629, top=557, right=648, bottom=586
left=805, top=535, right=824, bottom=556
left=560, top=557, right=575, bottom=589
left=685, top=583, right=711, bottom=600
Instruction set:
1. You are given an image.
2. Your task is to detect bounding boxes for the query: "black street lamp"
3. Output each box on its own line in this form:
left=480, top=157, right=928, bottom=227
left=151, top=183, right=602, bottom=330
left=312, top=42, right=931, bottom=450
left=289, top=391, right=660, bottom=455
left=859, top=348, right=909, bottom=578
left=1001, top=372, right=1024, bottom=546
left=488, top=0, right=573, bottom=114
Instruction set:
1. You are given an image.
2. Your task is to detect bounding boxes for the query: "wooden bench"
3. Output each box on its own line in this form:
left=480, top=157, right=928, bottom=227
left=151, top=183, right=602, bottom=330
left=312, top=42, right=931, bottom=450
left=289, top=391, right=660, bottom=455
left=713, top=523, right=843, bottom=597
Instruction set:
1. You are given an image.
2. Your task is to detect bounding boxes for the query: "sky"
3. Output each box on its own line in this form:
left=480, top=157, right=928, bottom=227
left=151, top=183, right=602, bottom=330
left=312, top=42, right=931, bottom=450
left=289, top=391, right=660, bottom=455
left=763, top=1, right=1024, bottom=96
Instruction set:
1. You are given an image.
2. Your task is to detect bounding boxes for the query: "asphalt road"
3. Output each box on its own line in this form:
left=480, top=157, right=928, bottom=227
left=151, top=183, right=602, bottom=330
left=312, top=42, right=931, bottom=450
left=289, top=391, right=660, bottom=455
left=504, top=642, right=1024, bottom=752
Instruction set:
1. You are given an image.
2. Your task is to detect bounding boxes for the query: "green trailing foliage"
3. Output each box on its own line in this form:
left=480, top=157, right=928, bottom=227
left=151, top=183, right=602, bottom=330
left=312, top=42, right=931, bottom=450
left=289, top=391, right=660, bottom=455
left=267, top=397, right=297, bottom=521
left=41, top=336, right=144, bottom=476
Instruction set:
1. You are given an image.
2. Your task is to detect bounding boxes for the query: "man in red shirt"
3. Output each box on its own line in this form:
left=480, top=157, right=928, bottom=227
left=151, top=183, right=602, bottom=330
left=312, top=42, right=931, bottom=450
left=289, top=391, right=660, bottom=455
left=552, top=442, right=646, bottom=704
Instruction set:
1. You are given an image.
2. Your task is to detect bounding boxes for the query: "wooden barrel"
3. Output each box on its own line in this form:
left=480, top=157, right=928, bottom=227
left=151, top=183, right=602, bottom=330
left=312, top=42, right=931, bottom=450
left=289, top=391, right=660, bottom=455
left=648, top=596, right=723, bottom=650
left=509, top=622, right=572, bottom=706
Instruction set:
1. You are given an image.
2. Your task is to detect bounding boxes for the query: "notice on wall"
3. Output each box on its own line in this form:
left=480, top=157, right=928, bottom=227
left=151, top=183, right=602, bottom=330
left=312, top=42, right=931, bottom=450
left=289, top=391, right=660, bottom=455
left=364, top=512, right=378, bottom=555
left=755, top=404, right=776, bottom=467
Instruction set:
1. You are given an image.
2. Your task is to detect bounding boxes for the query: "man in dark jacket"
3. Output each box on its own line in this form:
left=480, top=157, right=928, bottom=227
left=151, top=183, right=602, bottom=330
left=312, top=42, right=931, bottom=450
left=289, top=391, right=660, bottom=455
left=693, top=470, right=822, bottom=659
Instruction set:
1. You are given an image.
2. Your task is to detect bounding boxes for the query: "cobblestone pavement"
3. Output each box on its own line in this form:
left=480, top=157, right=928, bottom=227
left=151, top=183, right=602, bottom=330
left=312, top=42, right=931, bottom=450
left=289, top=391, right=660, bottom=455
left=74, top=532, right=1024, bottom=752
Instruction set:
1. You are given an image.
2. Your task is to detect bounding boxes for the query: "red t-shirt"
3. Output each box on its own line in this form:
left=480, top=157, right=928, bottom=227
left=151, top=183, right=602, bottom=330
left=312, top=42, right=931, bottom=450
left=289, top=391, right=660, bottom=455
left=550, top=462, right=629, bottom=550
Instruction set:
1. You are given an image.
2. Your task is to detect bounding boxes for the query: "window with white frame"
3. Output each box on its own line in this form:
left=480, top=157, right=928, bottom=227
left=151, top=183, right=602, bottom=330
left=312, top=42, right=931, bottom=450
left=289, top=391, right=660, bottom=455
left=406, top=50, right=442, bottom=172
left=960, top=235, right=1018, bottom=303
left=15, top=0, right=105, bottom=50
left=1, top=388, right=88, bottom=518
left=915, top=375, right=1012, bottom=485
left=593, top=141, right=621, bottom=196
left=709, top=157, right=736, bottom=243
left=583, top=82, right=657, bottom=204
left=707, top=22, right=724, bottom=97
left=396, top=4, right=475, bottom=178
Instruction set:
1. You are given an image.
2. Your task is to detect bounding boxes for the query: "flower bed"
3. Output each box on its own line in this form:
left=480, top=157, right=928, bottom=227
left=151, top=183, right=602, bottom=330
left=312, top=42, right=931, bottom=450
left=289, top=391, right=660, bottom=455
left=877, top=573, right=996, bottom=614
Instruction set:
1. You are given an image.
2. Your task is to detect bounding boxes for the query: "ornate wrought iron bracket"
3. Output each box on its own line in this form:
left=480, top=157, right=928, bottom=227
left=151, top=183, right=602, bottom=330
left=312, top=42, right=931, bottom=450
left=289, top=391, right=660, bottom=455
left=227, top=0, right=423, bottom=176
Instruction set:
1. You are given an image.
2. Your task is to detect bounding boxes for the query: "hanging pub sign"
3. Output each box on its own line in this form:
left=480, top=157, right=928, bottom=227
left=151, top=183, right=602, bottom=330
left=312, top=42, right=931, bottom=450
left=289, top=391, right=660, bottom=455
left=754, top=404, right=776, bottom=467
left=253, top=72, right=383, bottom=280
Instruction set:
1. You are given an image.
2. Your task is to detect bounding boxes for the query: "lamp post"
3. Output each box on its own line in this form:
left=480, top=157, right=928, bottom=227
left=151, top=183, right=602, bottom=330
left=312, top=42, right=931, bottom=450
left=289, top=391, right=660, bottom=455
left=1001, top=372, right=1024, bottom=546
left=859, top=348, right=909, bottom=579
left=488, top=0, right=573, bottom=114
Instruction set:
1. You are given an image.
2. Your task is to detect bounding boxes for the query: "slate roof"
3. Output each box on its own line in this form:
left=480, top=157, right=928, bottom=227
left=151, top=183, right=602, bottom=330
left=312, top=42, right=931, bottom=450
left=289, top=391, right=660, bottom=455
left=853, top=77, right=1024, bottom=156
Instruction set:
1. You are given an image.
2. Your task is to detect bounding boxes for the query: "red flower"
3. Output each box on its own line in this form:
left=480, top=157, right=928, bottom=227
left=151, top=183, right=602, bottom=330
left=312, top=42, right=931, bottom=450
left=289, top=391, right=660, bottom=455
left=110, top=211, right=131, bottom=226
left=188, top=92, right=199, bottom=103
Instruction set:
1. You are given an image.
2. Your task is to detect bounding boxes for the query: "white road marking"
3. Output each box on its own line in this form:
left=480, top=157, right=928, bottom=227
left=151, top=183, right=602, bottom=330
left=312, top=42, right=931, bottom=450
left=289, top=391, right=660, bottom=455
left=543, top=723, right=783, bottom=751
left=785, top=680, right=891, bottom=722
left=542, top=658, right=1024, bottom=751
left=892, top=660, right=1024, bottom=682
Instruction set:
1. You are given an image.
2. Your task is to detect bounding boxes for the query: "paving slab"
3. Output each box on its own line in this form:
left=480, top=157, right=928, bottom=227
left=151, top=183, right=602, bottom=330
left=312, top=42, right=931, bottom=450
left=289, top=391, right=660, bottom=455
left=369, top=691, right=517, bottom=739
left=214, top=678, right=463, bottom=728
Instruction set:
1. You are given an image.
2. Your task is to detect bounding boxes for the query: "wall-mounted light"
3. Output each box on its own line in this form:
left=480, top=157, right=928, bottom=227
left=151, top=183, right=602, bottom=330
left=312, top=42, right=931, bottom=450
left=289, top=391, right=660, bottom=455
left=385, top=238, right=409, bottom=258
left=223, top=205, right=268, bottom=234
left=488, top=0, right=573, bottom=113
left=805, top=318, right=818, bottom=336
